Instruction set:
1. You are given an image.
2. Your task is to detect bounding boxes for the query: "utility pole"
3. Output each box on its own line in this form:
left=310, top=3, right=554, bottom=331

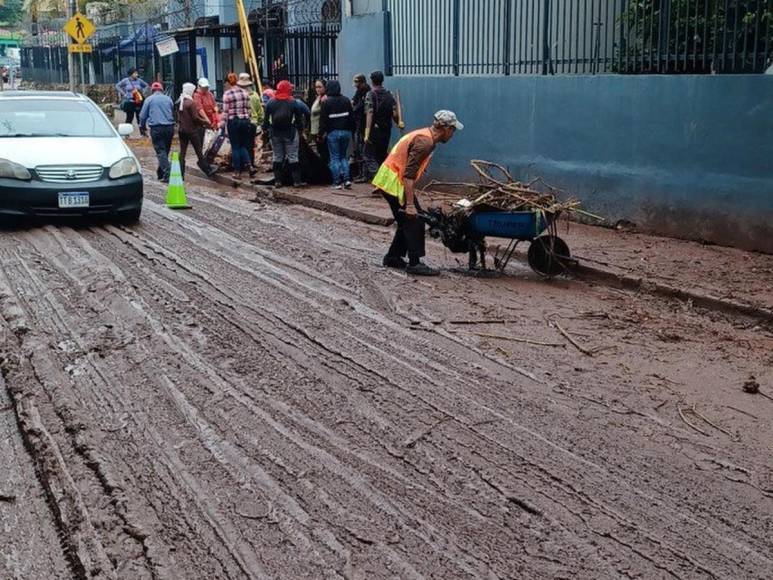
left=67, top=0, right=76, bottom=92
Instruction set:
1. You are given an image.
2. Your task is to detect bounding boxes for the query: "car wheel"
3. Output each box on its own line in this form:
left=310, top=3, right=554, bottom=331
left=118, top=207, right=141, bottom=226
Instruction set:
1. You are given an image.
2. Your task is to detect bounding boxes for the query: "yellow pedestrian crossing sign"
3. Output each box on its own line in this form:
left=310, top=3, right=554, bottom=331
left=64, top=13, right=96, bottom=44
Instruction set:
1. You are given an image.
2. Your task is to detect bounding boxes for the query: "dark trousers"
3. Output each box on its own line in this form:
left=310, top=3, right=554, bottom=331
left=123, top=102, right=139, bottom=125
left=364, top=128, right=392, bottom=180
left=382, top=191, right=425, bottom=265
left=179, top=128, right=209, bottom=179
left=150, top=125, right=174, bottom=180
left=351, top=130, right=365, bottom=180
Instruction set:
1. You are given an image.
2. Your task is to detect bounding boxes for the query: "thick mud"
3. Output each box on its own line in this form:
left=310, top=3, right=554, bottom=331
left=0, top=173, right=771, bottom=579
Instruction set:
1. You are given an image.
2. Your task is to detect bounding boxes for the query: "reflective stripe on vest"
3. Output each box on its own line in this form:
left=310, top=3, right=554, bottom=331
left=371, top=128, right=434, bottom=204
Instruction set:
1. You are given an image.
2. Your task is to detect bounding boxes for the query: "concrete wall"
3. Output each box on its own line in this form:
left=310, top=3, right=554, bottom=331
left=340, top=12, right=773, bottom=252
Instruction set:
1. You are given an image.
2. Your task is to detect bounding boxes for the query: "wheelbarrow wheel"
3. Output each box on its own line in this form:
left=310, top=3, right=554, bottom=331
left=527, top=235, right=570, bottom=277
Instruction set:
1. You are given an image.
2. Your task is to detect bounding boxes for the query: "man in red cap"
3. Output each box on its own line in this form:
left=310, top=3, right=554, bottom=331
left=261, top=80, right=310, bottom=187
left=139, top=82, right=175, bottom=182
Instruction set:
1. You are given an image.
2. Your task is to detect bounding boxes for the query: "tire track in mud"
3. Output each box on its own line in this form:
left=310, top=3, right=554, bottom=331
left=6, top=228, right=494, bottom=580
left=1, top=190, right=770, bottom=578
left=81, top=224, right=519, bottom=577
left=0, top=264, right=147, bottom=580
left=6, top=228, right=340, bottom=579
left=163, top=195, right=765, bottom=568
left=93, top=202, right=768, bottom=576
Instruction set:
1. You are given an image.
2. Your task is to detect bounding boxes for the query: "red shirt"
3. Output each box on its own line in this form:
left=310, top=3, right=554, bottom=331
left=193, top=89, right=218, bottom=127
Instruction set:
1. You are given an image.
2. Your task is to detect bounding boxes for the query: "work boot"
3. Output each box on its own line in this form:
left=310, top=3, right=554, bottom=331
left=198, top=159, right=216, bottom=177
left=382, top=256, right=407, bottom=270
left=289, top=163, right=306, bottom=187
left=272, top=162, right=284, bottom=188
left=406, top=262, right=440, bottom=277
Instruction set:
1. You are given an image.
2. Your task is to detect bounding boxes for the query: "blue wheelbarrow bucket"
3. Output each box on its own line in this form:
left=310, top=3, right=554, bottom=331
left=468, top=210, right=552, bottom=241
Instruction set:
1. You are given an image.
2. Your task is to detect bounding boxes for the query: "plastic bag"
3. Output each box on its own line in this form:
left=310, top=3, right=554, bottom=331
left=202, top=129, right=218, bottom=152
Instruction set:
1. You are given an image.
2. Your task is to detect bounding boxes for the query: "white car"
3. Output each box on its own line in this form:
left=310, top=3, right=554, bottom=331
left=0, top=91, right=143, bottom=225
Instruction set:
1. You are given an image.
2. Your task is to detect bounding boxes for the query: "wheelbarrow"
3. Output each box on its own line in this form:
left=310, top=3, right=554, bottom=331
left=421, top=207, right=574, bottom=277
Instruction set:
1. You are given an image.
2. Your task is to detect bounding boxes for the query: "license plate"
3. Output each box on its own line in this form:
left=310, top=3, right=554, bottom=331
left=58, top=192, right=89, bottom=208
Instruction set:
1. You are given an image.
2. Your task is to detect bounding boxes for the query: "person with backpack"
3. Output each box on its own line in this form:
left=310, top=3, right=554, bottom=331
left=262, top=80, right=310, bottom=188
left=319, top=80, right=354, bottom=189
left=362, top=70, right=404, bottom=181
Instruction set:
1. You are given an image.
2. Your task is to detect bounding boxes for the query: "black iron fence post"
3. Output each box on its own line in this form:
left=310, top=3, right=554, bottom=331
left=542, top=0, right=551, bottom=74
left=384, top=7, right=393, bottom=76
left=504, top=0, right=513, bottom=75
left=452, top=0, right=460, bottom=76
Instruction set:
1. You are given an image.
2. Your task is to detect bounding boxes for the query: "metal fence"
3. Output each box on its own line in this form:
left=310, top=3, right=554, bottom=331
left=21, top=34, right=160, bottom=87
left=277, top=23, right=340, bottom=92
left=385, top=0, right=773, bottom=75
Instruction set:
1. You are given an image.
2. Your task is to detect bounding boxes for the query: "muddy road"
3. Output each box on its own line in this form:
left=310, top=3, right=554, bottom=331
left=1, top=174, right=772, bottom=579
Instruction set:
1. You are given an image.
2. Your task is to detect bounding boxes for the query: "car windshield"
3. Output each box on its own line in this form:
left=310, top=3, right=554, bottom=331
left=0, top=99, right=115, bottom=138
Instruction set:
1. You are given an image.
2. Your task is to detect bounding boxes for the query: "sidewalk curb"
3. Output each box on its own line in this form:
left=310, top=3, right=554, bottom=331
left=192, top=168, right=773, bottom=323
left=194, top=169, right=393, bottom=227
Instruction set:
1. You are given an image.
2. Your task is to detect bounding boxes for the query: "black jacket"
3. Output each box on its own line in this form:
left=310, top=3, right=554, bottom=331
left=320, top=81, right=353, bottom=134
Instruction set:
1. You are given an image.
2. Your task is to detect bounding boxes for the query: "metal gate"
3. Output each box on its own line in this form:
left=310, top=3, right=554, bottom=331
left=262, top=22, right=340, bottom=96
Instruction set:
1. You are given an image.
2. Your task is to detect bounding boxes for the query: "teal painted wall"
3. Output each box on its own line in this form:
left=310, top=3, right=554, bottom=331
left=340, top=13, right=773, bottom=252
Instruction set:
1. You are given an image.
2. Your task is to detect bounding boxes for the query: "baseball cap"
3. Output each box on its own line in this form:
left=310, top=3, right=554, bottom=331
left=197, top=77, right=210, bottom=88
left=433, top=110, right=464, bottom=130
left=151, top=81, right=163, bottom=91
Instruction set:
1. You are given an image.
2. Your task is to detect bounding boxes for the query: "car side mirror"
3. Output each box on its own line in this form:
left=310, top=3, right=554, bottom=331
left=118, top=123, right=134, bottom=137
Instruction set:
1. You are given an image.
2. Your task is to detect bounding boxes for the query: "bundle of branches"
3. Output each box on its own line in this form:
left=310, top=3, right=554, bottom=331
left=423, top=160, right=589, bottom=218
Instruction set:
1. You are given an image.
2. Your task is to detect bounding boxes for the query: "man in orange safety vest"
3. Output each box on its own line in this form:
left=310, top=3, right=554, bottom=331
left=372, top=110, right=463, bottom=276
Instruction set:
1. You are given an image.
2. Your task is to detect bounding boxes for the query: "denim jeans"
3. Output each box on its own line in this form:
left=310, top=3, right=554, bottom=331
left=227, top=118, right=251, bottom=172
left=326, top=129, right=351, bottom=185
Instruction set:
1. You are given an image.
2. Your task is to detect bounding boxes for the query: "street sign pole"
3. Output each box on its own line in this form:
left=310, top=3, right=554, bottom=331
left=80, top=50, right=85, bottom=94
left=67, top=0, right=76, bottom=92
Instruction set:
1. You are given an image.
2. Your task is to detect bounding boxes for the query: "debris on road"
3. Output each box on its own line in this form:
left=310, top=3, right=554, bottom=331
left=743, top=375, right=773, bottom=401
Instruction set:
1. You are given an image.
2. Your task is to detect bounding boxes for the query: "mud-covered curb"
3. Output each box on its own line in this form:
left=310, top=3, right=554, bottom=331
left=195, top=169, right=393, bottom=227
left=191, top=168, right=773, bottom=323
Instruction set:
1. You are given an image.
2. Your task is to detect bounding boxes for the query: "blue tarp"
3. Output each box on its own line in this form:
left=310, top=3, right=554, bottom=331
left=100, top=23, right=158, bottom=57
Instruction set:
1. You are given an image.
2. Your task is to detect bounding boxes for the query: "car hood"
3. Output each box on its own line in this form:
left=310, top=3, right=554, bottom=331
left=0, top=137, right=133, bottom=168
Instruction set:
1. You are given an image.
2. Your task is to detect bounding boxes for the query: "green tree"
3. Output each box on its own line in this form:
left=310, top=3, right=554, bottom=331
left=21, top=0, right=65, bottom=21
left=0, top=0, right=24, bottom=26
left=619, top=0, right=772, bottom=73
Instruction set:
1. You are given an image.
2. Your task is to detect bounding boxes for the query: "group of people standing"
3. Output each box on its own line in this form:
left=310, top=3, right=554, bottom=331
left=116, top=68, right=405, bottom=190
left=305, top=71, right=404, bottom=190
left=117, top=69, right=266, bottom=182
left=116, top=68, right=462, bottom=276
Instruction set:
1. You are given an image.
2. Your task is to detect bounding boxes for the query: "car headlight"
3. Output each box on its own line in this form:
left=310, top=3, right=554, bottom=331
left=109, top=157, right=140, bottom=179
left=0, top=158, right=31, bottom=180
